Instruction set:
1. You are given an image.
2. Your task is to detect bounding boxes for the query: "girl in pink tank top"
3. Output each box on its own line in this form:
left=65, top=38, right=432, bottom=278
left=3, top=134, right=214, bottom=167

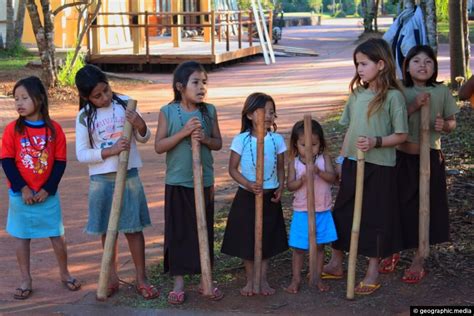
left=284, top=119, right=337, bottom=294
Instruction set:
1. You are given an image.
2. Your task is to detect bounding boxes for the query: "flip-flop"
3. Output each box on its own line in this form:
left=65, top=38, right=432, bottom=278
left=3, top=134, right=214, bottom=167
left=354, top=282, right=381, bottom=295
left=62, top=278, right=82, bottom=291
left=13, top=288, right=33, bottom=300
left=168, top=290, right=185, bottom=305
left=401, top=269, right=427, bottom=284
left=199, top=287, right=224, bottom=301
left=379, top=253, right=400, bottom=274
left=136, top=284, right=159, bottom=300
left=321, top=272, right=343, bottom=280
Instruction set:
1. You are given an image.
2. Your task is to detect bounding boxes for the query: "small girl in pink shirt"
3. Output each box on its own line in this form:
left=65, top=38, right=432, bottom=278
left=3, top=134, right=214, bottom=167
left=284, top=119, right=337, bottom=293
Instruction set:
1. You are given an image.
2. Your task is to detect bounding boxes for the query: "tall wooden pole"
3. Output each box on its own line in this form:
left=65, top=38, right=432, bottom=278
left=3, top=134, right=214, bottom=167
left=419, top=102, right=431, bottom=258
left=304, top=115, right=318, bottom=286
left=191, top=137, right=213, bottom=296
left=97, top=99, right=137, bottom=301
left=253, top=108, right=265, bottom=294
left=346, top=149, right=365, bottom=300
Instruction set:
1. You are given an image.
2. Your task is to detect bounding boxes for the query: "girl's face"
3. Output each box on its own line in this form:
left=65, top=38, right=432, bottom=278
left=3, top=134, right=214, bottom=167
left=180, top=71, right=207, bottom=104
left=355, top=52, right=384, bottom=89
left=407, top=52, right=435, bottom=86
left=248, top=101, right=276, bottom=131
left=14, top=85, right=40, bottom=121
left=296, top=133, right=320, bottom=160
left=87, top=82, right=113, bottom=108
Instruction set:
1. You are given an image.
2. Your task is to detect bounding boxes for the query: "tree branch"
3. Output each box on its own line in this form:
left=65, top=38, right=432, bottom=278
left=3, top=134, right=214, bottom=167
left=52, top=1, right=88, bottom=16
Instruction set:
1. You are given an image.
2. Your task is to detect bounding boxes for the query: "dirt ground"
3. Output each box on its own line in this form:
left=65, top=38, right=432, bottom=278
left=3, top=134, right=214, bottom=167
left=0, top=18, right=473, bottom=315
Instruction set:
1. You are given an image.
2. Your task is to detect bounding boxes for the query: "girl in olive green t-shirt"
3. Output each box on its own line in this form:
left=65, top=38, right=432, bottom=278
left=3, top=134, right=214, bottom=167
left=323, top=38, right=408, bottom=296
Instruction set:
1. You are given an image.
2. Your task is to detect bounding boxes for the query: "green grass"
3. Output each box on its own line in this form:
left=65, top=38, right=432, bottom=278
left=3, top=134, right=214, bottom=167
left=0, top=42, right=36, bottom=71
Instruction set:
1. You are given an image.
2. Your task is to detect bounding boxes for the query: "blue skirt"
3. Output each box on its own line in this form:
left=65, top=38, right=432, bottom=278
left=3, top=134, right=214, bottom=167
left=85, top=168, right=151, bottom=235
left=288, top=210, right=338, bottom=250
left=6, top=193, right=64, bottom=239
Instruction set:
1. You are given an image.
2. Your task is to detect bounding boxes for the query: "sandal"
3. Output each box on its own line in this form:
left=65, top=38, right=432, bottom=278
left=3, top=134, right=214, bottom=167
left=354, top=282, right=381, bottom=295
left=107, top=283, right=120, bottom=298
left=401, top=269, right=427, bottom=284
left=13, top=288, right=33, bottom=300
left=62, top=278, right=82, bottom=291
left=321, top=272, right=344, bottom=280
left=379, top=253, right=400, bottom=274
left=168, top=290, right=185, bottom=305
left=136, top=284, right=159, bottom=300
left=199, top=287, right=224, bottom=301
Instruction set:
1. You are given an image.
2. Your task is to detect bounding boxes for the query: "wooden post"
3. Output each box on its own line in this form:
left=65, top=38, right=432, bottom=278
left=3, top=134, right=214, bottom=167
left=172, top=0, right=182, bottom=48
left=145, top=11, right=150, bottom=63
left=201, top=0, right=211, bottom=42
left=238, top=11, right=242, bottom=49
left=304, top=115, right=318, bottom=286
left=131, top=1, right=140, bottom=54
left=268, top=9, right=273, bottom=44
left=346, top=149, right=365, bottom=300
left=211, top=11, right=216, bottom=56
left=191, top=137, right=213, bottom=296
left=419, top=101, right=431, bottom=258
left=248, top=11, right=253, bottom=47
left=253, top=108, right=265, bottom=294
left=226, top=12, right=230, bottom=51
left=97, top=99, right=137, bottom=301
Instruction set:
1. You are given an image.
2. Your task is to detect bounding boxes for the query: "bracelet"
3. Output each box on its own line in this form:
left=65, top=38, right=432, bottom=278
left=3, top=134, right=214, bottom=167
left=335, top=155, right=344, bottom=165
left=375, top=136, right=383, bottom=148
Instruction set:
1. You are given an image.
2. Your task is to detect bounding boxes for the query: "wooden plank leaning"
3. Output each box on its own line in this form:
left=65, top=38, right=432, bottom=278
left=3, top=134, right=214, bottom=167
left=419, top=100, right=431, bottom=258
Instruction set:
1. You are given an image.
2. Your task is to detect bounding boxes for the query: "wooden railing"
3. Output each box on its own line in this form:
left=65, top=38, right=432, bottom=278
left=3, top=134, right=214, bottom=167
left=87, top=10, right=272, bottom=61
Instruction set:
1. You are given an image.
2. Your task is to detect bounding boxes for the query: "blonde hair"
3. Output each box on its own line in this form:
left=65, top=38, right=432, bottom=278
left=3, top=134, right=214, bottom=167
left=349, top=38, right=403, bottom=118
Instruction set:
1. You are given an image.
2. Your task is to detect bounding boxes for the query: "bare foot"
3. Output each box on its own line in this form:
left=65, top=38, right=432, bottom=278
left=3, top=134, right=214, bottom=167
left=260, top=280, right=275, bottom=296
left=240, top=282, right=254, bottom=296
left=317, top=280, right=330, bottom=292
left=284, top=279, right=300, bottom=294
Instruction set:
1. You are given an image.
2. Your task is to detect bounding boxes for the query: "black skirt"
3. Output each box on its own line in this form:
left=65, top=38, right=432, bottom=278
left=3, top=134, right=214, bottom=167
left=221, top=187, right=288, bottom=260
left=396, top=150, right=450, bottom=249
left=332, top=159, right=402, bottom=258
left=163, top=185, right=214, bottom=276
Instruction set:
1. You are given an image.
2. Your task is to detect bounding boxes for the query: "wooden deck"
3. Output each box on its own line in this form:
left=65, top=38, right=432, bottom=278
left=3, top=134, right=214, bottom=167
left=87, top=36, right=263, bottom=66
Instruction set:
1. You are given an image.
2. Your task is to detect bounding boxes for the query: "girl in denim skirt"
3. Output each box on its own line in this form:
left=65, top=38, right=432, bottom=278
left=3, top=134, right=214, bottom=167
left=75, top=65, right=158, bottom=300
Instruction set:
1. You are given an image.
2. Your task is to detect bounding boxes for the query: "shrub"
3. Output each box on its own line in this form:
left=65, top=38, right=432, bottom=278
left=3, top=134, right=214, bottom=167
left=57, top=50, right=85, bottom=87
left=333, top=10, right=346, bottom=18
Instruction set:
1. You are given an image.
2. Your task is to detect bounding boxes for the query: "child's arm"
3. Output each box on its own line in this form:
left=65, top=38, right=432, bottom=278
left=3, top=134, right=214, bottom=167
left=154, top=111, right=201, bottom=154
left=407, top=92, right=430, bottom=116
left=287, top=159, right=305, bottom=192
left=1, top=159, right=35, bottom=204
left=228, top=150, right=262, bottom=195
left=356, top=133, right=408, bottom=152
left=317, top=154, right=337, bottom=184
left=434, top=114, right=456, bottom=133
left=271, top=153, right=285, bottom=202
left=192, top=111, right=222, bottom=150
left=126, top=109, right=151, bottom=143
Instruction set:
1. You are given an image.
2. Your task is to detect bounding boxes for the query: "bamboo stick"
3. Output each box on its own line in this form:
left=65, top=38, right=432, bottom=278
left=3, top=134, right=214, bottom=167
left=304, top=115, right=318, bottom=286
left=419, top=101, right=431, bottom=258
left=346, top=149, right=365, bottom=300
left=250, top=0, right=270, bottom=64
left=253, top=108, right=265, bottom=294
left=97, top=99, right=137, bottom=301
left=191, top=136, right=213, bottom=296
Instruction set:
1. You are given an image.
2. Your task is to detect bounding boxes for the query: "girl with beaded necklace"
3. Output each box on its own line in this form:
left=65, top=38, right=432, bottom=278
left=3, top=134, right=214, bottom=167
left=75, top=65, right=158, bottom=300
left=155, top=61, right=223, bottom=305
left=221, top=92, right=288, bottom=296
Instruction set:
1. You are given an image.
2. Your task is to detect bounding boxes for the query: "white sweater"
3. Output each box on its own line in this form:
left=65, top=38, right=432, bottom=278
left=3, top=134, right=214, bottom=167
left=75, top=96, right=151, bottom=176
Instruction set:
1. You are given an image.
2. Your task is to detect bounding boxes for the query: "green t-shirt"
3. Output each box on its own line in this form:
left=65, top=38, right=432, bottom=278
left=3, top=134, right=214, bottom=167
left=403, top=84, right=459, bottom=149
left=340, top=88, right=408, bottom=167
left=161, top=102, right=216, bottom=188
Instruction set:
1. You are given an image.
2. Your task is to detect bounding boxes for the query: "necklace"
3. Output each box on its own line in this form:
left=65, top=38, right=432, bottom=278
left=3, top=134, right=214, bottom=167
left=246, top=132, right=277, bottom=182
left=176, top=103, right=204, bottom=147
left=297, top=154, right=318, bottom=166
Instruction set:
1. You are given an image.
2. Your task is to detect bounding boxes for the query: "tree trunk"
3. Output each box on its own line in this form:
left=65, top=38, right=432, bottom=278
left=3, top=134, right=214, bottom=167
left=424, top=0, right=438, bottom=54
left=462, top=0, right=470, bottom=74
left=449, top=0, right=466, bottom=89
left=15, top=0, right=27, bottom=41
left=26, top=0, right=57, bottom=87
left=6, top=0, right=15, bottom=49
left=372, top=0, right=380, bottom=32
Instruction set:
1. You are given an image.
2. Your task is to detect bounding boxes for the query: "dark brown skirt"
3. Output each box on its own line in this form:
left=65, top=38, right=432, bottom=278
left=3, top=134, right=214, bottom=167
left=221, top=187, right=289, bottom=260
left=396, top=150, right=450, bottom=249
left=163, top=184, right=214, bottom=276
left=332, top=159, right=402, bottom=258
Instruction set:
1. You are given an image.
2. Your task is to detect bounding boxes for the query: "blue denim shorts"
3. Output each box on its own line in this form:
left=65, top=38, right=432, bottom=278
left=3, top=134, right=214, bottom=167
left=288, top=210, right=338, bottom=250
left=85, top=168, right=151, bottom=235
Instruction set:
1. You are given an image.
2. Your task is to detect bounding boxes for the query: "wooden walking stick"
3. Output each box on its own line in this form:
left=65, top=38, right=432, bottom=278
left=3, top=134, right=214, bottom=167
left=304, top=115, right=318, bottom=286
left=191, top=136, right=213, bottom=296
left=97, top=99, right=137, bottom=301
left=253, top=108, right=265, bottom=294
left=346, top=149, right=365, bottom=300
left=419, top=101, right=431, bottom=258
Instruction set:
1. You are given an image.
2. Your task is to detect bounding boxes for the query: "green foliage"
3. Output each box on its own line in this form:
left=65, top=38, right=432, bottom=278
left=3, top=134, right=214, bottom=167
left=0, top=39, right=32, bottom=58
left=436, top=0, right=448, bottom=22
left=282, top=0, right=311, bottom=12
left=238, top=0, right=274, bottom=10
left=308, top=0, right=323, bottom=13
left=333, top=10, right=347, bottom=17
left=57, top=50, right=85, bottom=87
left=0, top=40, right=35, bottom=70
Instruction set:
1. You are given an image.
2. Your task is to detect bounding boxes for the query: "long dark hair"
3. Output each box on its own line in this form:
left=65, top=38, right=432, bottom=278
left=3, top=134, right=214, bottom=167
left=75, top=64, right=126, bottom=147
left=171, top=61, right=211, bottom=127
left=240, top=92, right=277, bottom=133
left=350, top=38, right=403, bottom=118
left=13, top=76, right=56, bottom=139
left=288, top=119, right=326, bottom=160
left=402, top=45, right=442, bottom=87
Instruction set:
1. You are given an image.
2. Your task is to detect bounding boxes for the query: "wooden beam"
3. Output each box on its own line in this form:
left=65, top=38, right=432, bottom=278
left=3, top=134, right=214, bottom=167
left=172, top=0, right=182, bottom=47
left=201, top=0, right=211, bottom=42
